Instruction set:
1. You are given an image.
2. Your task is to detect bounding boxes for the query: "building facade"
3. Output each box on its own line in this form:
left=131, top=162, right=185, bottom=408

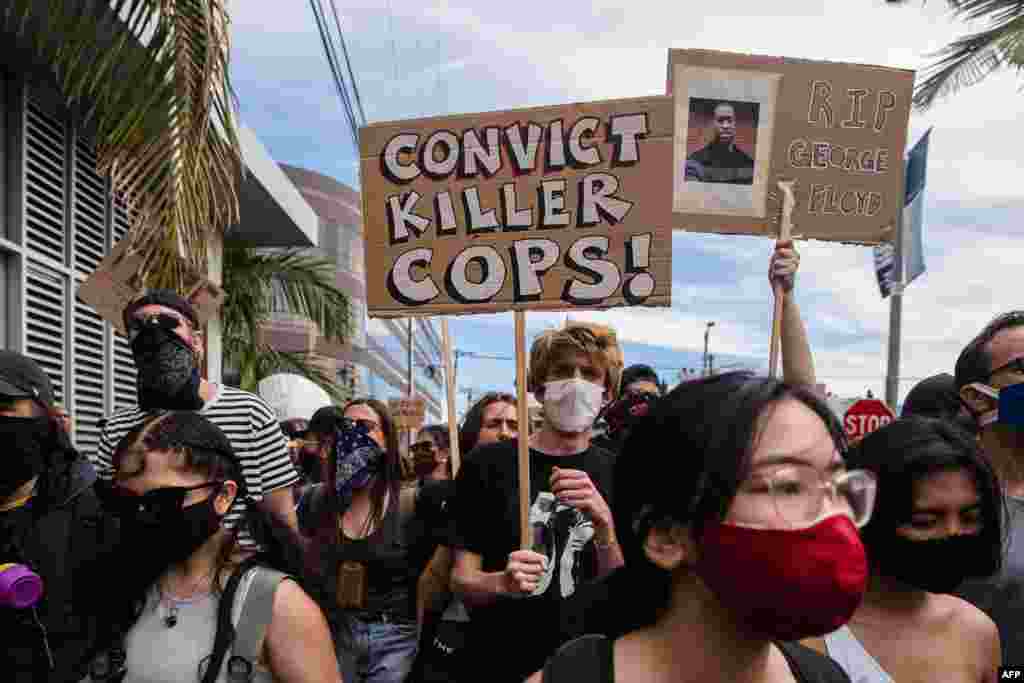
left=0, top=61, right=319, bottom=457
left=272, top=165, right=444, bottom=422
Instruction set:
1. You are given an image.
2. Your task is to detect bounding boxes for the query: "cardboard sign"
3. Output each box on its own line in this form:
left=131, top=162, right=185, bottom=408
left=76, top=240, right=147, bottom=335
left=77, top=239, right=226, bottom=334
left=389, top=397, right=427, bottom=430
left=360, top=97, right=674, bottom=318
left=668, top=49, right=914, bottom=244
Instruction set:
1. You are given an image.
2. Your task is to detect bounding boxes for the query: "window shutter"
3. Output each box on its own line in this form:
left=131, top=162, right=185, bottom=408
left=23, top=99, right=67, bottom=261
left=111, top=193, right=137, bottom=410
left=24, top=262, right=67, bottom=403
left=73, top=139, right=106, bottom=275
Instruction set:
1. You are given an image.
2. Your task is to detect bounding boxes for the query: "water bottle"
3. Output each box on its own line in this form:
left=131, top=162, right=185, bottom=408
left=0, top=563, right=43, bottom=609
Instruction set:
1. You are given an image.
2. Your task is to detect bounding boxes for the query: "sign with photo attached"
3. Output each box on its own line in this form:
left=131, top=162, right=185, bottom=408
left=359, top=97, right=674, bottom=318
left=668, top=49, right=914, bottom=244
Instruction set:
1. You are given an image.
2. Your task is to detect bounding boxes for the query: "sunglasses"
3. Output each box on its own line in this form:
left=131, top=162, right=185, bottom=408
left=341, top=417, right=381, bottom=433
left=410, top=441, right=436, bottom=454
left=126, top=312, right=190, bottom=342
left=106, top=481, right=223, bottom=525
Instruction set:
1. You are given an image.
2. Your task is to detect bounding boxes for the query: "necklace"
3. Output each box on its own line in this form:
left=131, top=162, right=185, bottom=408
left=158, top=572, right=213, bottom=629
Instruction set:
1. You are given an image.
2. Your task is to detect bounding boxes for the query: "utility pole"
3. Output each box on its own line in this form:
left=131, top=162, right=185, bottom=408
left=703, top=322, right=716, bottom=377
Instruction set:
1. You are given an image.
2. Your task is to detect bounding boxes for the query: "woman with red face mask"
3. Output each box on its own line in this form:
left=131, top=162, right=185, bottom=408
left=803, top=416, right=1002, bottom=683
left=531, top=371, right=876, bottom=683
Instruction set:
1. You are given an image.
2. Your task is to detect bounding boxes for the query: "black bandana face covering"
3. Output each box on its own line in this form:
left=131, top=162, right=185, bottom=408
left=131, top=327, right=203, bottom=410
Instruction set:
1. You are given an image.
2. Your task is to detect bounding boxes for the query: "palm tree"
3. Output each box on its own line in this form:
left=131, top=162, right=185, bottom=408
left=2, top=1, right=242, bottom=290
left=888, top=0, right=1024, bottom=109
left=222, top=246, right=353, bottom=404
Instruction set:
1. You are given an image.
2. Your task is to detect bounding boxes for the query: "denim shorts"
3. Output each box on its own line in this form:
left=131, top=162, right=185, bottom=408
left=335, top=613, right=419, bottom=683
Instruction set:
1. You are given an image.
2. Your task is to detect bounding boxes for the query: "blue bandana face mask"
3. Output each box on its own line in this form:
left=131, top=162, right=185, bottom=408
left=967, top=382, right=1024, bottom=428
left=334, top=419, right=384, bottom=509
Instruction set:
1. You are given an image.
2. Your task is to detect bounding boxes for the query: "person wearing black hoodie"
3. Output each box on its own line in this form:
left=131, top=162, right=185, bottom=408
left=0, top=350, right=118, bottom=682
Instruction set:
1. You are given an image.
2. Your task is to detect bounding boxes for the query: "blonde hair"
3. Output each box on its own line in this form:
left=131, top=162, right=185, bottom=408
left=528, top=321, right=624, bottom=396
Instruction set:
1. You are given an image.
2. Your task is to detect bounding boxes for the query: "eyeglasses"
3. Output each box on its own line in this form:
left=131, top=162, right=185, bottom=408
left=410, top=441, right=436, bottom=455
left=126, top=312, right=189, bottom=342
left=106, top=481, right=223, bottom=525
left=341, top=417, right=381, bottom=433
left=739, top=466, right=877, bottom=530
left=988, top=357, right=1024, bottom=380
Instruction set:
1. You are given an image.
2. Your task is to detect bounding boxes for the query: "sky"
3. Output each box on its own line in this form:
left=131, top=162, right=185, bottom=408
left=228, top=0, right=1024, bottom=417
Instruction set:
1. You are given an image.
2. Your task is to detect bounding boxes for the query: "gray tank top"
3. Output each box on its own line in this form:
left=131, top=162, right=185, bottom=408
left=824, top=625, right=895, bottom=683
left=120, top=570, right=276, bottom=683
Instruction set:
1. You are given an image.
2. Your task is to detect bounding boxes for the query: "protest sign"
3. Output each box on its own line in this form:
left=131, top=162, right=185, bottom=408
left=360, top=97, right=674, bottom=318
left=668, top=49, right=914, bottom=244
left=78, top=240, right=225, bottom=334
left=389, top=397, right=427, bottom=431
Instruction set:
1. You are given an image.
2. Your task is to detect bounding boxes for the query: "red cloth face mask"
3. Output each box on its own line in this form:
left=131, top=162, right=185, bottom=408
left=696, top=514, right=868, bottom=641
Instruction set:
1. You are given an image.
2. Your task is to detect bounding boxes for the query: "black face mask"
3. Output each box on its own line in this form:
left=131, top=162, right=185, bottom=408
left=131, top=327, right=203, bottom=410
left=119, top=487, right=226, bottom=567
left=872, top=533, right=999, bottom=594
left=0, top=416, right=53, bottom=498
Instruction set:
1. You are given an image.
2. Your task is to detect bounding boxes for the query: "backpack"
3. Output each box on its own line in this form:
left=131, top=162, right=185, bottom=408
left=540, top=634, right=851, bottom=683
left=88, top=557, right=289, bottom=683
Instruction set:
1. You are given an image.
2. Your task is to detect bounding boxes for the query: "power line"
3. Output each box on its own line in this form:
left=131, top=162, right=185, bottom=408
left=308, top=0, right=358, bottom=149
left=328, top=0, right=367, bottom=126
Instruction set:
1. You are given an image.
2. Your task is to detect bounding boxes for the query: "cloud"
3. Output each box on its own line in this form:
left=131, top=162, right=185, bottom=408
left=226, top=0, right=1024, bottom=408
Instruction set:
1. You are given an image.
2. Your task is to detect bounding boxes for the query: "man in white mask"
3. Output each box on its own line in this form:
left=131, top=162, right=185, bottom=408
left=449, top=321, right=623, bottom=683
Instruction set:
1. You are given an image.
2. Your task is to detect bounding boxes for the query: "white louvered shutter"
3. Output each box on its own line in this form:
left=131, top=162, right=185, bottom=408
left=71, top=138, right=109, bottom=452
left=111, top=194, right=137, bottom=410
left=23, top=99, right=67, bottom=263
left=24, top=263, right=67, bottom=403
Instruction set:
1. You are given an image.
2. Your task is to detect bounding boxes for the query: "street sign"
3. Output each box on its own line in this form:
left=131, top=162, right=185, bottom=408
left=389, top=397, right=427, bottom=431
left=843, top=398, right=896, bottom=443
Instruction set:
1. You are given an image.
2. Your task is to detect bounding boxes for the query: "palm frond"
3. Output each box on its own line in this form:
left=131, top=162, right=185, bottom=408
left=223, top=246, right=352, bottom=342
left=1, top=0, right=242, bottom=289
left=225, top=336, right=350, bottom=405
left=913, top=12, right=1024, bottom=108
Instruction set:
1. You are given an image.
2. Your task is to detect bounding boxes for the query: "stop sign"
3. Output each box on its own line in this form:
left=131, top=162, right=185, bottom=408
left=843, top=399, right=896, bottom=443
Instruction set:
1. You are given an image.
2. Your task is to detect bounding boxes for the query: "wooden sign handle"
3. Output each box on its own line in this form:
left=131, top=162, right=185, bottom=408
left=440, top=318, right=461, bottom=477
left=769, top=180, right=796, bottom=379
left=514, top=311, right=531, bottom=550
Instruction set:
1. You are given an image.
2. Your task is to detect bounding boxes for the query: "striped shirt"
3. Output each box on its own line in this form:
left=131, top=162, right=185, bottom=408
left=91, top=385, right=300, bottom=549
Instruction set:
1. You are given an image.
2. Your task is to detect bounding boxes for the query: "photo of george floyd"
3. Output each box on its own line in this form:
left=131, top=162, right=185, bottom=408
left=684, top=98, right=760, bottom=186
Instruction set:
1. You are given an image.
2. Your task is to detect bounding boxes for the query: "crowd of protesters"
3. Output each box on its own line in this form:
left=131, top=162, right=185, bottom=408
left=0, top=240, right=1019, bottom=682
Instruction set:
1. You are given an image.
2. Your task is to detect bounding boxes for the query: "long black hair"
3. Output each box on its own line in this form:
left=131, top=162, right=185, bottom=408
left=602, top=372, right=847, bottom=635
left=846, top=416, right=1005, bottom=576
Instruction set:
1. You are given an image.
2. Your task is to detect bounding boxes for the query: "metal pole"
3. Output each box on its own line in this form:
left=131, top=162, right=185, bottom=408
left=407, top=317, right=414, bottom=398
left=703, top=328, right=710, bottom=377
left=885, top=215, right=905, bottom=410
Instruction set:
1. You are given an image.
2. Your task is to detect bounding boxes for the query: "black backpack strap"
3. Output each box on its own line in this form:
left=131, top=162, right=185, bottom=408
left=200, top=557, right=264, bottom=683
left=541, top=634, right=614, bottom=683
left=776, top=641, right=852, bottom=683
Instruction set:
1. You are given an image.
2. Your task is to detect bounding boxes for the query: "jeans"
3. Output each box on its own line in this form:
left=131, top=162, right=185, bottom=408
left=336, top=614, right=419, bottom=683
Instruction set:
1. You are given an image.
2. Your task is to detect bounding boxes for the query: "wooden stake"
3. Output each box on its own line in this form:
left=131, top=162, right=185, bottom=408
left=514, top=311, right=531, bottom=550
left=769, top=180, right=796, bottom=379
left=440, top=318, right=461, bottom=477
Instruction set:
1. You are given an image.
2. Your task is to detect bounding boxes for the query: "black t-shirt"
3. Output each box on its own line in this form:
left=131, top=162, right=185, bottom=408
left=686, top=142, right=755, bottom=184
left=406, top=479, right=458, bottom=580
left=451, top=438, right=615, bottom=682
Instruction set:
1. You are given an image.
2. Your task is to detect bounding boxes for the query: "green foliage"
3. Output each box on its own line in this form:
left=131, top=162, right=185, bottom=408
left=221, top=246, right=353, bottom=404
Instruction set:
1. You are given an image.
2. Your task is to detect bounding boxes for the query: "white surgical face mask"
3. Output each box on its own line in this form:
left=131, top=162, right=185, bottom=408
left=543, top=378, right=605, bottom=433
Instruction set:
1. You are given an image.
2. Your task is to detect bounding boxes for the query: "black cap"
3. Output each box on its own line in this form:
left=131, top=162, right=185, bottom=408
left=902, top=373, right=961, bottom=420
left=308, top=405, right=345, bottom=436
left=123, top=289, right=199, bottom=330
left=621, top=364, right=661, bottom=394
left=0, top=350, right=55, bottom=406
